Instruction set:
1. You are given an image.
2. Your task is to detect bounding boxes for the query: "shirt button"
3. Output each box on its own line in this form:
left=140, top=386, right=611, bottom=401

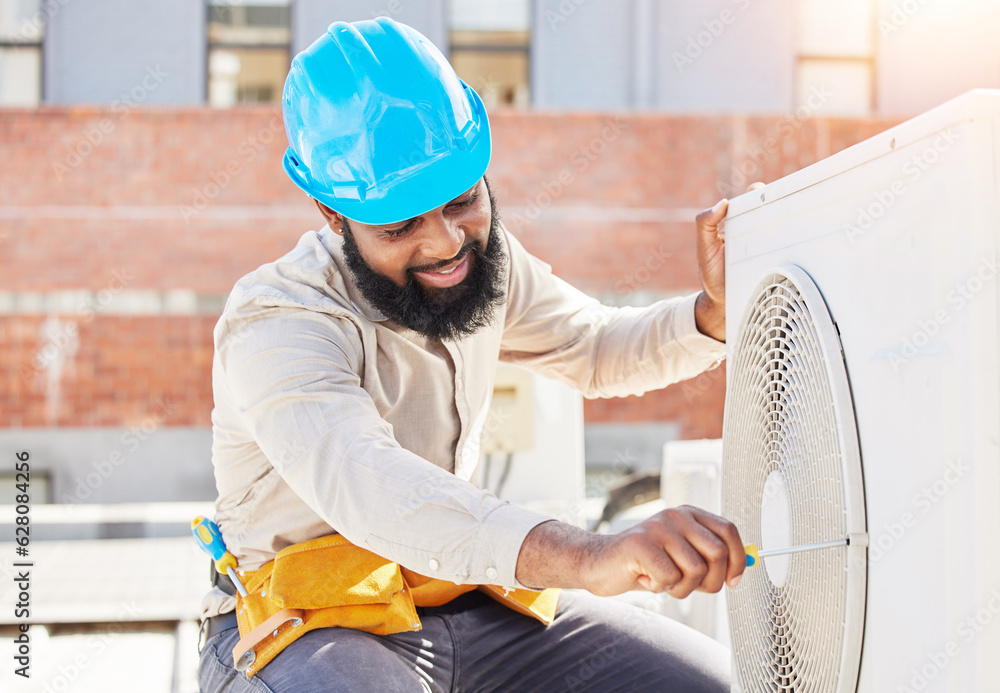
left=428, top=558, right=440, bottom=571
left=485, top=567, right=498, bottom=581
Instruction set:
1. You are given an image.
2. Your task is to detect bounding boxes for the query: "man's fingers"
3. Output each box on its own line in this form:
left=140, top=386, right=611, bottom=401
left=696, top=198, right=729, bottom=241
left=632, top=543, right=682, bottom=593
left=659, top=531, right=711, bottom=599
left=678, top=520, right=732, bottom=594
left=696, top=198, right=728, bottom=231
left=691, top=509, right=746, bottom=589
left=607, top=506, right=746, bottom=598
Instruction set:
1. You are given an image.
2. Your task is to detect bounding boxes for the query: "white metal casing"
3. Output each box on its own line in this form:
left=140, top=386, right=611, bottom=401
left=722, top=89, right=1000, bottom=692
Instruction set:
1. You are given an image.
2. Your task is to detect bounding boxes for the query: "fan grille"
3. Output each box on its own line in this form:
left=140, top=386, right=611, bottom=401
left=723, top=267, right=866, bottom=692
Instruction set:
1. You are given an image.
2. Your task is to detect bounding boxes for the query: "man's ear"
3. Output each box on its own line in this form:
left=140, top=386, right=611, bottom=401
left=313, top=199, right=344, bottom=234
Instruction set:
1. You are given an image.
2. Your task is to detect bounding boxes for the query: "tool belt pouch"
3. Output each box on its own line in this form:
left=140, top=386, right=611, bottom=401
left=231, top=533, right=561, bottom=678
left=231, top=534, right=420, bottom=677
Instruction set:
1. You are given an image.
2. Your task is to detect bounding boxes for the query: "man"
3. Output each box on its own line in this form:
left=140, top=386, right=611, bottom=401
left=199, top=17, right=745, bottom=693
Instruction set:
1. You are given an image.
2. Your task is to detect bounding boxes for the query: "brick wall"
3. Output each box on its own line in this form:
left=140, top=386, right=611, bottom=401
left=0, top=106, right=899, bottom=436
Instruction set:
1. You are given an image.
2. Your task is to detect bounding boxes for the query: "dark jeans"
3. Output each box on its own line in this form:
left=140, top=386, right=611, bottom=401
left=199, top=589, right=730, bottom=692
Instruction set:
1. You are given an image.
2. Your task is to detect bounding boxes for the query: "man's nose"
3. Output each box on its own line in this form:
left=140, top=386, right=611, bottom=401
left=418, top=214, right=465, bottom=261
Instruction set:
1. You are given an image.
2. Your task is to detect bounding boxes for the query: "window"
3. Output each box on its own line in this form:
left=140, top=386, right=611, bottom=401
left=796, top=0, right=875, bottom=116
left=448, top=0, right=531, bottom=108
left=0, top=0, right=42, bottom=106
left=2, top=469, right=51, bottom=504
left=207, top=0, right=290, bottom=108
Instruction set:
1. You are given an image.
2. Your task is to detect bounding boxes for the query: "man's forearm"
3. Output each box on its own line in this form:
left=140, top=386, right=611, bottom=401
left=515, top=520, right=608, bottom=591
left=514, top=507, right=747, bottom=598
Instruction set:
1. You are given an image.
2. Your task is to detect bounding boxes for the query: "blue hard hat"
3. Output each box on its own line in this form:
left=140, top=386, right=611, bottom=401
left=281, top=17, right=492, bottom=226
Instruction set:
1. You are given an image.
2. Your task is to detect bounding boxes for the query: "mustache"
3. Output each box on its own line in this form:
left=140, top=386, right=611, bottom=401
left=409, top=244, right=474, bottom=274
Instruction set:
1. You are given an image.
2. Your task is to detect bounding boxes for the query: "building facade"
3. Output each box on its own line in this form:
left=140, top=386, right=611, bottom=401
left=2, top=0, right=998, bottom=116
left=1, top=0, right=993, bottom=508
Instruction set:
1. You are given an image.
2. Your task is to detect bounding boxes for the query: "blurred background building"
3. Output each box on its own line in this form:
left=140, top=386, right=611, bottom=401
left=5, top=0, right=1000, bottom=115
left=2, top=1, right=998, bottom=689
left=4, top=0, right=997, bottom=507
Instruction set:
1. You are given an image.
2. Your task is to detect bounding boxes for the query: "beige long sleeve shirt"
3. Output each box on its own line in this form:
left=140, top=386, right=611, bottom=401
left=202, top=222, right=725, bottom=618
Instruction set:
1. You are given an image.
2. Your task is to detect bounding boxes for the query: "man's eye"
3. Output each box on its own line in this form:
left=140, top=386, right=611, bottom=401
left=383, top=221, right=415, bottom=237
left=452, top=193, right=478, bottom=209
left=382, top=193, right=476, bottom=237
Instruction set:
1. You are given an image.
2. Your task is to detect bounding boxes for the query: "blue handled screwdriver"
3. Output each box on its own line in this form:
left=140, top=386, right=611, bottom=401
left=744, top=538, right=850, bottom=567
left=191, top=515, right=249, bottom=597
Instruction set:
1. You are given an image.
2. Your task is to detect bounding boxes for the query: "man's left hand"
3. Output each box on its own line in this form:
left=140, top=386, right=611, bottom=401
left=693, top=199, right=728, bottom=342
left=694, top=183, right=766, bottom=342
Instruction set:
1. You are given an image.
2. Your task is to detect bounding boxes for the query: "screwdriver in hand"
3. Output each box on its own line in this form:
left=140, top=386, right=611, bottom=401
left=191, top=515, right=249, bottom=597
left=744, top=538, right=850, bottom=567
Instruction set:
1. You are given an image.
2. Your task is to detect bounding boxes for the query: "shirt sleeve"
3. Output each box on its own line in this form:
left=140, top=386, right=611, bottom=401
left=499, top=229, right=727, bottom=398
left=215, top=305, right=551, bottom=588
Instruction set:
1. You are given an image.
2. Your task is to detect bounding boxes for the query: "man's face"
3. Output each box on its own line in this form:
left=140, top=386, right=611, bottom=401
left=324, top=177, right=507, bottom=341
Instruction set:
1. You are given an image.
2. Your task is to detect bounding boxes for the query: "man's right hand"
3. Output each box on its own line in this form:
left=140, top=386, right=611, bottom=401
left=515, top=506, right=745, bottom=599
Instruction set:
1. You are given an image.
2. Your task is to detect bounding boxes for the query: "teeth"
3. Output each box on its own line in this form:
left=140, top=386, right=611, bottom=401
left=437, top=266, right=457, bottom=274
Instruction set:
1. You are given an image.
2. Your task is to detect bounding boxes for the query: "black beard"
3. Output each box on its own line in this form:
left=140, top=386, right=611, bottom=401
left=340, top=183, right=507, bottom=341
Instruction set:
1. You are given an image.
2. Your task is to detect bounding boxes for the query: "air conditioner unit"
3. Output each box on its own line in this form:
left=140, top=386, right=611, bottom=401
left=721, top=89, right=1000, bottom=692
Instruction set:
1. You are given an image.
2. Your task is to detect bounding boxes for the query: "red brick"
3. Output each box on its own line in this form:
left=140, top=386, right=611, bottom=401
left=1, top=107, right=901, bottom=436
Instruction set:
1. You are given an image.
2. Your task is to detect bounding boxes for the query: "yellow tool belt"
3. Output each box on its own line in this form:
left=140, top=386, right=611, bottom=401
left=230, top=533, right=560, bottom=677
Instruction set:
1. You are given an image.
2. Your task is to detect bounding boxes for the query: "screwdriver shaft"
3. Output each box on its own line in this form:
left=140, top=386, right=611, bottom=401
left=757, top=538, right=848, bottom=558
left=226, top=566, right=249, bottom=597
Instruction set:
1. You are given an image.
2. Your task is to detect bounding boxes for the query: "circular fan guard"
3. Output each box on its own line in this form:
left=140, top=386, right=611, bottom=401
left=723, top=266, right=867, bottom=692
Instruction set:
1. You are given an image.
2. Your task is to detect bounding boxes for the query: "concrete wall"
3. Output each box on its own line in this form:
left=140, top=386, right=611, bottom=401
left=29, top=0, right=1000, bottom=115
left=44, top=0, right=205, bottom=105
left=653, top=0, right=796, bottom=113
left=532, top=0, right=636, bottom=109
left=533, top=0, right=795, bottom=113
left=0, top=428, right=214, bottom=505
left=293, top=0, right=446, bottom=54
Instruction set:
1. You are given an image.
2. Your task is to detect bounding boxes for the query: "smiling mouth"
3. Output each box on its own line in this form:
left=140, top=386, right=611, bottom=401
left=412, top=251, right=473, bottom=289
